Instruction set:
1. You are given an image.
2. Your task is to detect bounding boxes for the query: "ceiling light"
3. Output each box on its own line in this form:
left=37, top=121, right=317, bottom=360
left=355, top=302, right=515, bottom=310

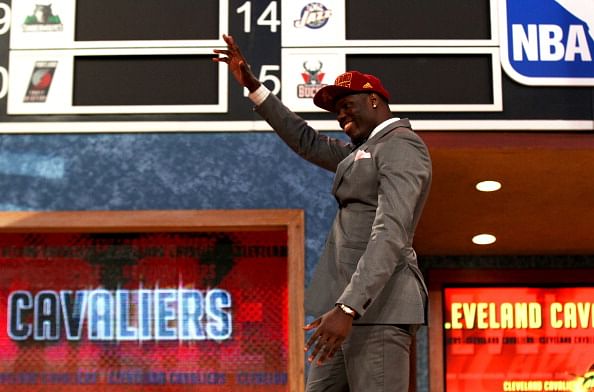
left=472, top=234, right=496, bottom=245
left=475, top=181, right=502, bottom=192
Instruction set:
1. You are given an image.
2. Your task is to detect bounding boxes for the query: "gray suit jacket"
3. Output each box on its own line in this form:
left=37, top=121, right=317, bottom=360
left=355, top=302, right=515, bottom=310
left=256, top=93, right=432, bottom=325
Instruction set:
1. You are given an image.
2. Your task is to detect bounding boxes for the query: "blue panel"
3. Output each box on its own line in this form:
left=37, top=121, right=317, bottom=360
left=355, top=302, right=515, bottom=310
left=0, top=132, right=339, bottom=285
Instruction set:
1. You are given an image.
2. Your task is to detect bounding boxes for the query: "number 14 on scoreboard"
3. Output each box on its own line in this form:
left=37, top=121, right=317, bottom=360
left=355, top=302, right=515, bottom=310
left=236, top=1, right=281, bottom=33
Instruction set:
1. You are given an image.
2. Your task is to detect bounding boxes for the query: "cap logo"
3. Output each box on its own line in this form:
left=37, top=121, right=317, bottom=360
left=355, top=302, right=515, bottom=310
left=362, top=82, right=373, bottom=89
left=334, top=72, right=353, bottom=88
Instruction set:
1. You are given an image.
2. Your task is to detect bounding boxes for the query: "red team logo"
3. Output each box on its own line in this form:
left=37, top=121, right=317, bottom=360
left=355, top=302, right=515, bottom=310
left=297, top=60, right=327, bottom=99
left=24, top=61, right=57, bottom=103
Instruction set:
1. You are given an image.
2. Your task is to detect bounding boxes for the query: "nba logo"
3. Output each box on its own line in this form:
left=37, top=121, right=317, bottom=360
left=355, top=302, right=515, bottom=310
left=499, top=0, right=594, bottom=85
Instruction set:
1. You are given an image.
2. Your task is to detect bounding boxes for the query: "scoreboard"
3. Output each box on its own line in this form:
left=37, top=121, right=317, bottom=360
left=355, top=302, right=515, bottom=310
left=5, top=0, right=228, bottom=115
left=0, top=0, right=592, bottom=132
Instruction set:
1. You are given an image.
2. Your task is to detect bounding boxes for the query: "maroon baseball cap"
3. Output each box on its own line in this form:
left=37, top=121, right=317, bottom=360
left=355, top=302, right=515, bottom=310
left=313, top=70, right=391, bottom=112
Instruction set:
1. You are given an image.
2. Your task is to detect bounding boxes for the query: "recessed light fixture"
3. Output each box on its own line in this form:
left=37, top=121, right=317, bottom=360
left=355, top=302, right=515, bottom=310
left=472, top=234, right=496, bottom=245
left=475, top=180, right=502, bottom=192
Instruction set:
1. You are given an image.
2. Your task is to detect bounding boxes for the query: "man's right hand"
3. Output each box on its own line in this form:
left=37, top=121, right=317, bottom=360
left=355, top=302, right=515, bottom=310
left=213, top=34, right=261, bottom=93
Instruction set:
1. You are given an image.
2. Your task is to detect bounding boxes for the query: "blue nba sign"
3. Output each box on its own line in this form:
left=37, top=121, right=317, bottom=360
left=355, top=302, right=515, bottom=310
left=500, top=0, right=594, bottom=85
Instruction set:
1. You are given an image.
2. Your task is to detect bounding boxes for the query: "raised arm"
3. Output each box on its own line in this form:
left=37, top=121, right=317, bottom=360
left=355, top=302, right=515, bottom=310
left=213, top=34, right=352, bottom=171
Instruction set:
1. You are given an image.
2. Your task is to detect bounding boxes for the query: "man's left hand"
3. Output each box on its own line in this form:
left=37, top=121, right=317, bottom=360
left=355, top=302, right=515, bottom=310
left=304, top=306, right=353, bottom=365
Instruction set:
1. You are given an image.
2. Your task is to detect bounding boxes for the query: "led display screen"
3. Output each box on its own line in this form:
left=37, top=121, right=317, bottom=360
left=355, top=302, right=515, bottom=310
left=443, top=286, right=594, bottom=392
left=73, top=55, right=218, bottom=106
left=0, top=230, right=289, bottom=391
left=75, top=0, right=219, bottom=41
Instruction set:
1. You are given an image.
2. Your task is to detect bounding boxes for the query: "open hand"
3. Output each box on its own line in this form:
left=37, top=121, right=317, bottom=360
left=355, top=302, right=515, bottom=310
left=304, top=306, right=353, bottom=365
left=212, top=34, right=260, bottom=93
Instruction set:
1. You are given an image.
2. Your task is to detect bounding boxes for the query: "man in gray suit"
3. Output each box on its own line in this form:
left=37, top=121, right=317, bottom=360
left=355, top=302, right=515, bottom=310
left=214, top=34, right=432, bottom=392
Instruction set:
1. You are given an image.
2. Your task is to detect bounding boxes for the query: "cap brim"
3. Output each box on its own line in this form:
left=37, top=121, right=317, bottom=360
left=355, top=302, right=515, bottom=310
left=313, top=85, right=357, bottom=113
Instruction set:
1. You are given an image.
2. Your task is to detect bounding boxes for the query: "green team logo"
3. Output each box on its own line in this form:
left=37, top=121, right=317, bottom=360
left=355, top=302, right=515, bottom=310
left=23, top=4, right=63, bottom=32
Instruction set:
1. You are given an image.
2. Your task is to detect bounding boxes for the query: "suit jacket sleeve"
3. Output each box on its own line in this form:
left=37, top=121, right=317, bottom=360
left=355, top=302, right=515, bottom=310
left=255, top=93, right=352, bottom=172
left=336, top=130, right=431, bottom=317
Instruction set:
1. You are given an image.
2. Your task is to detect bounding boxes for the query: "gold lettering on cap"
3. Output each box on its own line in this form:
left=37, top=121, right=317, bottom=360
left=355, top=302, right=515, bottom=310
left=334, top=72, right=353, bottom=88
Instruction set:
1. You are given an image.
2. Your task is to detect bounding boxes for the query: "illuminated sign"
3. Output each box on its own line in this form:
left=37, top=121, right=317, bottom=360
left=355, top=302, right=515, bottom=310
left=7, top=288, right=232, bottom=341
left=443, top=287, right=594, bottom=392
left=0, top=230, right=290, bottom=391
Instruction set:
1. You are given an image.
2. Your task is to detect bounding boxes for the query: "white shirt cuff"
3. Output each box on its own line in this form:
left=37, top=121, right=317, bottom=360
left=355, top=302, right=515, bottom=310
left=248, top=85, right=271, bottom=106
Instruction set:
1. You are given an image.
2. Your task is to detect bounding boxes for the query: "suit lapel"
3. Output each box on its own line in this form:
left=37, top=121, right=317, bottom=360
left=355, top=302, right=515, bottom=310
left=331, top=150, right=357, bottom=195
left=331, top=118, right=412, bottom=196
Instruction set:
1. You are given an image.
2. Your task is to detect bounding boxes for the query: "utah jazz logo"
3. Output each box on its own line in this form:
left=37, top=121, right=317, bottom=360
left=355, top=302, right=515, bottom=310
left=499, top=0, right=594, bottom=85
left=293, top=3, right=332, bottom=29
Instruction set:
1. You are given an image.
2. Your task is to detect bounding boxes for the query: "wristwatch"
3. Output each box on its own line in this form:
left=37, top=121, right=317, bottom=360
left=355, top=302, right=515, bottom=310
left=337, top=303, right=356, bottom=318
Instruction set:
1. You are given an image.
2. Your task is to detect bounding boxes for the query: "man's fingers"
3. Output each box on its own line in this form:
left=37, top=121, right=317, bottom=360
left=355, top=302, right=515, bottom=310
left=316, top=347, right=329, bottom=365
left=222, top=34, right=234, bottom=45
left=304, top=330, right=320, bottom=351
left=220, top=34, right=240, bottom=55
left=315, top=337, right=341, bottom=364
left=311, top=341, right=336, bottom=365
left=211, top=55, right=230, bottom=64
left=305, top=331, right=342, bottom=364
left=212, top=48, right=230, bottom=63
left=212, top=52, right=229, bottom=62
left=303, top=317, right=321, bottom=331
left=308, top=341, right=324, bottom=363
